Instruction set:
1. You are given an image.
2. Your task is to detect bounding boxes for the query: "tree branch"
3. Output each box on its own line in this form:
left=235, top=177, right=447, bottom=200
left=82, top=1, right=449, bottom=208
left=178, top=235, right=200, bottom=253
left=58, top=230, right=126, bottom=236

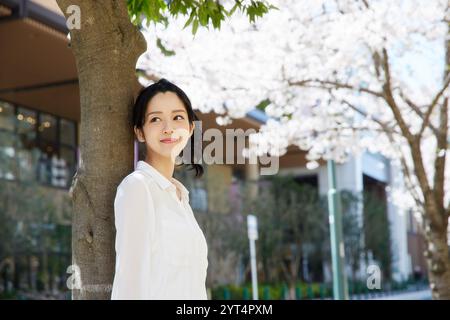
left=396, top=89, right=440, bottom=136
left=287, top=78, right=385, bottom=99
left=379, top=48, right=414, bottom=141
left=377, top=48, right=444, bottom=229
left=340, top=99, right=401, bottom=136
left=341, top=100, right=425, bottom=208
left=418, top=74, right=450, bottom=138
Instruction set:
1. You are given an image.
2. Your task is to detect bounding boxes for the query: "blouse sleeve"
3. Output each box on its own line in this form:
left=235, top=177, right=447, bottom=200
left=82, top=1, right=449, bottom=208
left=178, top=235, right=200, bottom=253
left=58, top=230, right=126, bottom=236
left=111, top=174, right=156, bottom=300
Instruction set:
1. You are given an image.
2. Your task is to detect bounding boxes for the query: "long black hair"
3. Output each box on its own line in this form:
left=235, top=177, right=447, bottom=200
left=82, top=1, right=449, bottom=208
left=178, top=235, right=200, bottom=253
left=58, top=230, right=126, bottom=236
left=132, top=78, right=204, bottom=178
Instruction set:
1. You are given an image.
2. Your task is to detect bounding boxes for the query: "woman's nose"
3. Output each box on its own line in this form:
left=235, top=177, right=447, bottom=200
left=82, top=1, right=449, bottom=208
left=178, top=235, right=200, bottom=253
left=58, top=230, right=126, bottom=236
left=162, top=122, right=174, bottom=134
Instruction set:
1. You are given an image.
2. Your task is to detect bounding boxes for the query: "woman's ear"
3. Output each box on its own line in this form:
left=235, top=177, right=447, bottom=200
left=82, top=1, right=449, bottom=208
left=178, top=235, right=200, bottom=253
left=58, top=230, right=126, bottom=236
left=134, top=126, right=145, bottom=143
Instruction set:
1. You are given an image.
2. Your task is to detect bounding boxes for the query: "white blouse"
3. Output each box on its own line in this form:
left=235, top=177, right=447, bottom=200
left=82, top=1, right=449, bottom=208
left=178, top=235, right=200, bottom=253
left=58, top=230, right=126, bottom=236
left=111, top=160, right=208, bottom=300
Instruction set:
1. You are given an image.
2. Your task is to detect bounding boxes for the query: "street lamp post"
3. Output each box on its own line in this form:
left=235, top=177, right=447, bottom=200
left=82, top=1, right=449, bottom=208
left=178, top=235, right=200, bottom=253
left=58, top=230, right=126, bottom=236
left=327, top=160, right=349, bottom=300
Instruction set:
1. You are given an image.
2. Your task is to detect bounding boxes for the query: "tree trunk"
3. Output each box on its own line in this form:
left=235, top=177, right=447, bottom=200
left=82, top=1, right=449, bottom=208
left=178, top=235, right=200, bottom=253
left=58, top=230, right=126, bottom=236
left=426, top=18, right=450, bottom=300
left=423, top=211, right=450, bottom=299
left=56, top=0, right=146, bottom=299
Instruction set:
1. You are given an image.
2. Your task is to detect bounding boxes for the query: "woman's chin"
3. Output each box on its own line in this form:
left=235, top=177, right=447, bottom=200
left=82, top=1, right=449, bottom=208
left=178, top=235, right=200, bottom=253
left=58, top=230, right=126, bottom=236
left=151, top=142, right=186, bottom=160
left=158, top=149, right=184, bottom=160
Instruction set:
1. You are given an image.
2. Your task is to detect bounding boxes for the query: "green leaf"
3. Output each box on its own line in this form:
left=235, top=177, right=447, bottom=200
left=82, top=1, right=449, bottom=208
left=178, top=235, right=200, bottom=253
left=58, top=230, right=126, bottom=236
left=183, top=9, right=196, bottom=29
left=228, top=1, right=242, bottom=17
left=255, top=98, right=271, bottom=112
left=192, top=18, right=199, bottom=35
left=245, top=1, right=270, bottom=23
left=211, top=12, right=222, bottom=29
left=156, top=38, right=176, bottom=56
left=198, top=5, right=209, bottom=26
left=127, top=0, right=275, bottom=33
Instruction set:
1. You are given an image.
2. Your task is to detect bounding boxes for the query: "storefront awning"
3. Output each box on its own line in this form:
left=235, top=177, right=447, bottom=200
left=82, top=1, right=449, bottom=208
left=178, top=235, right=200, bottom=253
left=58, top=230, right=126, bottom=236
left=0, top=0, right=80, bottom=122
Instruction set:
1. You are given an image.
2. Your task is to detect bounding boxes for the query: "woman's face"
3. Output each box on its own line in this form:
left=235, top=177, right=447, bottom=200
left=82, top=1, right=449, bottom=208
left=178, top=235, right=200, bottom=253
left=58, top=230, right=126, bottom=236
left=134, top=91, right=194, bottom=161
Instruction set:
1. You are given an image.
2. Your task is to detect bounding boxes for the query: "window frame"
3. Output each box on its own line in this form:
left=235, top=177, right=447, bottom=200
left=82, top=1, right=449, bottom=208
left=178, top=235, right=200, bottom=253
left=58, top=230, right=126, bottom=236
left=0, top=99, right=78, bottom=190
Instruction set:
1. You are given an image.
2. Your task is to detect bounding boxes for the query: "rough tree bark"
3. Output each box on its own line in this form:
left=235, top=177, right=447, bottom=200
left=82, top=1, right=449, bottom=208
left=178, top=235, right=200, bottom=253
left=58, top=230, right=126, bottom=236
left=374, top=45, right=450, bottom=299
left=56, top=0, right=146, bottom=299
left=421, top=25, right=450, bottom=299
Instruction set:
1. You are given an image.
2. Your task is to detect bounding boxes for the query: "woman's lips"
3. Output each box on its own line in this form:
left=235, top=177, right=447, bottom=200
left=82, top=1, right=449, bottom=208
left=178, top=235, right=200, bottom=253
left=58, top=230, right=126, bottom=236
left=160, top=137, right=180, bottom=144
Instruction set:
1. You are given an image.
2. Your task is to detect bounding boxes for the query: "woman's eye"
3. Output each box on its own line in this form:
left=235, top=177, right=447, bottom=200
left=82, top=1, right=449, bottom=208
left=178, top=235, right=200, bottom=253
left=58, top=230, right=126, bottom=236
left=150, top=115, right=184, bottom=122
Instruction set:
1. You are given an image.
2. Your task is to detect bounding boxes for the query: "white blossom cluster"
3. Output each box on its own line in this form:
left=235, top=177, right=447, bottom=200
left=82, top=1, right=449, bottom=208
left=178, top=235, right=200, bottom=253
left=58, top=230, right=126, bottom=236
left=137, top=0, right=450, bottom=214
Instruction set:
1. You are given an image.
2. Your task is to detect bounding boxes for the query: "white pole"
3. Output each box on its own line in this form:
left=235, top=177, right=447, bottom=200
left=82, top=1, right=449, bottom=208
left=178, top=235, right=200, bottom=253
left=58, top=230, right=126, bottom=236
left=247, top=214, right=259, bottom=300
left=249, top=238, right=258, bottom=300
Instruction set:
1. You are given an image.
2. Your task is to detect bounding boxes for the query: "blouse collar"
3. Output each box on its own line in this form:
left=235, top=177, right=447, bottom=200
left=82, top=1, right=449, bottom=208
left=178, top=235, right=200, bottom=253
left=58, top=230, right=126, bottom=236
left=136, top=160, right=189, bottom=201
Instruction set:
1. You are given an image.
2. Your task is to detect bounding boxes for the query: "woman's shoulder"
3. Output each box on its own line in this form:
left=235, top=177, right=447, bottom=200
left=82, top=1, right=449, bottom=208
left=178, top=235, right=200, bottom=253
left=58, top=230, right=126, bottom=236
left=117, top=170, right=157, bottom=192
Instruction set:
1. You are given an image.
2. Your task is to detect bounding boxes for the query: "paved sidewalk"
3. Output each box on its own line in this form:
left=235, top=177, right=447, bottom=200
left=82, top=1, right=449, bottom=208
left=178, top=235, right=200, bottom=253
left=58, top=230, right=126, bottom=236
left=369, top=289, right=432, bottom=300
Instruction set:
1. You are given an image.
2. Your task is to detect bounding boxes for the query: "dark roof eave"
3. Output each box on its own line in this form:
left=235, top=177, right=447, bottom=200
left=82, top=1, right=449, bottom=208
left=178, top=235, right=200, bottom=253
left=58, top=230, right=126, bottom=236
left=0, top=0, right=68, bottom=34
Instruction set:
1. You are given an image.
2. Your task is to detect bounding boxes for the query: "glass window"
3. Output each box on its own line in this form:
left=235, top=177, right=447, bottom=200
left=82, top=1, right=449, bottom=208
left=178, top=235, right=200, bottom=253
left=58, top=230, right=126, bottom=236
left=39, top=140, right=57, bottom=156
left=0, top=102, right=15, bottom=131
left=60, top=118, right=76, bottom=146
left=39, top=113, right=57, bottom=142
left=51, top=154, right=67, bottom=188
left=0, top=103, right=79, bottom=189
left=0, top=131, right=17, bottom=180
left=37, top=140, right=58, bottom=185
left=59, top=147, right=76, bottom=188
left=37, top=151, right=50, bottom=185
left=17, top=107, right=37, bottom=150
left=17, top=148, right=39, bottom=182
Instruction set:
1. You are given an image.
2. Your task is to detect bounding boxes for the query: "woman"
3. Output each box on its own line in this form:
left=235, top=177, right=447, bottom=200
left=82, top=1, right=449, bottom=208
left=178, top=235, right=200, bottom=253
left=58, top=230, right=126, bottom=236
left=111, top=79, right=208, bottom=300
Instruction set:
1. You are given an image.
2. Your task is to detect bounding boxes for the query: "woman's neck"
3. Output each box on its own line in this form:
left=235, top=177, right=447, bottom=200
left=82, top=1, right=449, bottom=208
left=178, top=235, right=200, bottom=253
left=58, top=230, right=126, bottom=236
left=145, top=154, right=175, bottom=181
